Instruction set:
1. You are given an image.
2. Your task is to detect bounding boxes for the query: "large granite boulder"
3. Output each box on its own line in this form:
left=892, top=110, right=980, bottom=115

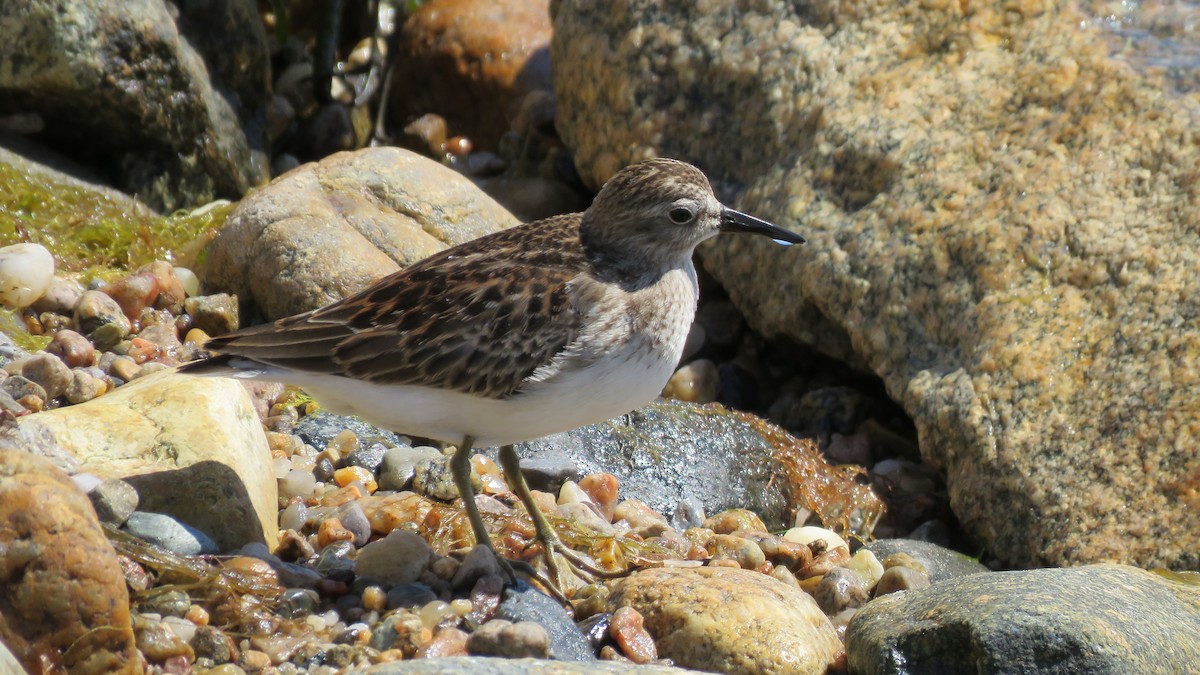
left=551, top=0, right=1200, bottom=569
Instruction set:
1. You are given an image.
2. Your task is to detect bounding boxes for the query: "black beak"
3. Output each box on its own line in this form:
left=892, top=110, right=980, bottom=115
left=721, top=207, right=806, bottom=245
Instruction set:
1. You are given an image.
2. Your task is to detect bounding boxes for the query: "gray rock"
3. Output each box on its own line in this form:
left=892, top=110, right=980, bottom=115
left=200, top=147, right=520, bottom=320
left=515, top=454, right=580, bottom=494
left=74, top=290, right=130, bottom=345
left=15, top=352, right=72, bottom=400
left=0, top=332, right=30, bottom=367
left=343, top=441, right=388, bottom=472
left=495, top=581, right=593, bottom=662
left=354, top=530, right=433, bottom=585
left=379, top=445, right=444, bottom=491
left=1, top=375, right=46, bottom=404
left=183, top=294, right=239, bottom=337
left=124, top=511, right=219, bottom=556
left=294, top=410, right=406, bottom=453
left=412, top=454, right=463, bottom=502
left=847, top=564, right=1200, bottom=674
left=0, top=0, right=269, bottom=210
left=88, top=477, right=139, bottom=526
left=864, top=539, right=988, bottom=584
left=336, top=500, right=371, bottom=547
left=510, top=399, right=807, bottom=530
left=551, top=0, right=1200, bottom=570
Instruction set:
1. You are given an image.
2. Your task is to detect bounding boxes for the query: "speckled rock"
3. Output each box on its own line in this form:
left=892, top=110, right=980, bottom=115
left=16, top=371, right=277, bottom=551
left=606, top=566, right=842, bottom=674
left=552, top=0, right=1200, bottom=569
left=847, top=565, right=1200, bottom=674
left=0, top=451, right=139, bottom=674
left=0, top=0, right=269, bottom=210
left=201, top=147, right=519, bottom=320
left=864, top=539, right=988, bottom=583
left=390, top=0, right=553, bottom=150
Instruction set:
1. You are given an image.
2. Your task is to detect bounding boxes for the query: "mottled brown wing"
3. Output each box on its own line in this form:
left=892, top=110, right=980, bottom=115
left=198, top=215, right=588, bottom=399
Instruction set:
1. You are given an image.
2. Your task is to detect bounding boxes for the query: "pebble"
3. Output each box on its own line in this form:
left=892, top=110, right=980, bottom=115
left=184, top=293, right=240, bottom=336
left=279, top=501, right=307, bottom=531
left=672, top=496, right=706, bottom=531
left=612, top=498, right=670, bottom=538
left=0, top=243, right=55, bottom=308
left=135, top=616, right=194, bottom=662
left=610, top=606, right=657, bottom=664
left=45, top=329, right=95, bottom=368
left=494, top=581, right=593, bottom=662
left=814, top=566, right=871, bottom=614
left=1, top=374, right=46, bottom=404
left=415, top=626, right=469, bottom=658
left=337, top=500, right=372, bottom=545
left=74, top=289, right=131, bottom=346
left=413, top=454, right=468, bottom=501
left=15, top=352, right=72, bottom=399
left=88, top=477, right=139, bottom=525
left=123, top=511, right=220, bottom=556
left=662, top=358, right=720, bottom=403
left=467, top=619, right=551, bottom=659
left=704, top=508, right=767, bottom=534
left=387, top=584, right=439, bottom=611
left=515, top=455, right=580, bottom=494
left=874, top=564, right=931, bottom=596
left=279, top=469, right=317, bottom=501
left=709, top=534, right=767, bottom=570
left=343, top=441, right=388, bottom=472
left=846, top=548, right=885, bottom=589
left=334, top=466, right=377, bottom=493
left=65, top=368, right=107, bottom=404
left=191, top=625, right=236, bottom=663
left=578, top=473, right=619, bottom=520
left=105, top=272, right=160, bottom=322
left=141, top=590, right=192, bottom=618
left=355, top=530, right=433, bottom=585
left=784, top=525, right=850, bottom=552
left=30, top=275, right=83, bottom=314
left=317, top=517, right=356, bottom=548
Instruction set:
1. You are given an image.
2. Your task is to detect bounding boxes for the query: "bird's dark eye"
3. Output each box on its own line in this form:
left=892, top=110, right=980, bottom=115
left=668, top=207, right=694, bottom=224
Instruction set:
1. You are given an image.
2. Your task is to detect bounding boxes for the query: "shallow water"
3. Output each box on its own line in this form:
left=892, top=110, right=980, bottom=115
left=1089, top=0, right=1200, bottom=93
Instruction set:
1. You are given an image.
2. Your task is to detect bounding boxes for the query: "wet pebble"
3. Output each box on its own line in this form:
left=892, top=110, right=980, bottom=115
left=672, top=496, right=706, bottom=531
left=578, top=472, right=618, bottom=520
left=31, top=276, right=83, bottom=315
left=141, top=589, right=192, bottom=618
left=709, top=534, right=766, bottom=570
left=516, top=455, right=580, bottom=494
left=416, top=626, right=469, bottom=658
left=610, top=606, right=656, bottom=664
left=65, top=368, right=107, bottom=404
left=45, top=329, right=95, bottom=368
left=467, top=619, right=550, bottom=659
left=0, top=243, right=55, bottom=308
left=612, top=499, right=670, bottom=538
left=663, top=358, right=720, bottom=404
left=74, top=289, right=131, bottom=346
left=279, top=469, right=317, bottom=501
left=355, top=530, right=433, bottom=585
left=191, top=625, right=237, bottom=664
left=184, top=293, right=239, bottom=336
left=105, top=272, right=160, bottom=322
left=2, top=374, right=46, bottom=405
left=343, top=441, right=388, bottom=472
left=704, top=508, right=767, bottom=534
left=376, top=444, right=444, bottom=485
left=88, top=477, right=139, bottom=526
left=874, top=564, right=931, bottom=596
left=140, top=261, right=188, bottom=312
left=413, top=454, right=468, bottom=501
left=15, top=352, right=72, bottom=399
left=135, top=616, right=193, bottom=662
left=814, top=566, right=870, bottom=614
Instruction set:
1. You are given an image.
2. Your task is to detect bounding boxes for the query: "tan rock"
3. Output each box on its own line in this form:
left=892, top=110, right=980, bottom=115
left=16, top=371, right=277, bottom=551
left=552, top=0, right=1200, bottom=569
left=606, top=566, right=842, bottom=674
left=202, top=147, right=519, bottom=320
left=0, top=451, right=141, bottom=674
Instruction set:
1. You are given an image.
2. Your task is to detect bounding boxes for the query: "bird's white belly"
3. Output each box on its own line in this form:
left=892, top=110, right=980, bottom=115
left=283, top=335, right=681, bottom=448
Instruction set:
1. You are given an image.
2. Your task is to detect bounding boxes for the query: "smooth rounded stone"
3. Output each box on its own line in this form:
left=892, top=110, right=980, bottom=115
left=387, top=583, right=439, bottom=610
left=359, top=657, right=703, bottom=674
left=12, top=352, right=72, bottom=400
left=135, top=616, right=194, bottom=662
left=379, top=445, right=444, bottom=491
left=140, top=589, right=192, bottom=618
left=495, top=581, right=594, bottom=662
left=174, top=266, right=200, bottom=298
left=513, top=400, right=850, bottom=531
left=16, top=373, right=278, bottom=552
left=139, top=261, right=188, bottom=312
left=606, top=567, right=843, bottom=674
left=785, top=526, right=849, bottom=553
left=355, top=530, right=434, bottom=585
left=30, top=276, right=84, bottom=315
left=124, top=511, right=219, bottom=555
left=74, top=290, right=131, bottom=343
left=847, top=564, right=1200, bottom=674
left=45, top=329, right=95, bottom=368
left=295, top=410, right=407, bottom=453
left=314, top=540, right=357, bottom=576
left=467, top=620, right=550, bottom=659
left=1, top=374, right=46, bottom=404
left=106, top=354, right=142, bottom=382
left=0, top=451, right=138, bottom=671
left=703, top=508, right=767, bottom=535
left=105, top=272, right=160, bottom=322
left=336, top=500, right=372, bottom=547
left=278, top=588, right=321, bottom=619
left=516, top=454, right=581, bottom=494
left=814, top=567, right=870, bottom=615
left=864, top=539, right=988, bottom=584
left=610, top=606, right=657, bottom=664
left=612, top=499, right=670, bottom=539
left=416, top=626, right=470, bottom=659
left=873, top=565, right=931, bottom=597
left=554, top=0, right=1200, bottom=571
left=0, top=243, right=55, bottom=308
left=201, top=147, right=520, bottom=320
left=88, top=477, right=139, bottom=525
left=557, top=502, right=615, bottom=536
left=183, top=294, right=239, bottom=337
left=672, top=496, right=706, bottom=531
left=279, top=469, right=317, bottom=501
left=0, top=333, right=31, bottom=368
left=711, top=534, right=768, bottom=570
left=845, top=549, right=885, bottom=590
left=65, top=368, right=107, bottom=404
left=388, top=0, right=552, bottom=151
left=662, top=359, right=720, bottom=404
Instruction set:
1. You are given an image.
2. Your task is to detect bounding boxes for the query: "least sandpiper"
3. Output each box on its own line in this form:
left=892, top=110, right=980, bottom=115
left=181, top=157, right=804, bottom=592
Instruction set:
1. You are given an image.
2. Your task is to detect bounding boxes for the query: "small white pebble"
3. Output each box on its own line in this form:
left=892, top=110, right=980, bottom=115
left=279, top=501, right=308, bottom=531
left=783, top=525, right=849, bottom=552
left=0, top=243, right=55, bottom=308
left=173, top=266, right=200, bottom=296
left=305, top=614, right=327, bottom=631
left=280, top=469, right=317, bottom=500
left=273, top=457, right=292, bottom=480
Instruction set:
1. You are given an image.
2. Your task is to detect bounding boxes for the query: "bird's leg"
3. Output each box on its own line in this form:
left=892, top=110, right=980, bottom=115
left=497, top=444, right=628, bottom=588
left=449, top=435, right=493, bottom=551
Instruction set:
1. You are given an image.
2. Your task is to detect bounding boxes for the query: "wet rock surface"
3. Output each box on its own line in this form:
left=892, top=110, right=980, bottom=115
left=847, top=565, right=1200, bottom=674
left=552, top=0, right=1200, bottom=570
